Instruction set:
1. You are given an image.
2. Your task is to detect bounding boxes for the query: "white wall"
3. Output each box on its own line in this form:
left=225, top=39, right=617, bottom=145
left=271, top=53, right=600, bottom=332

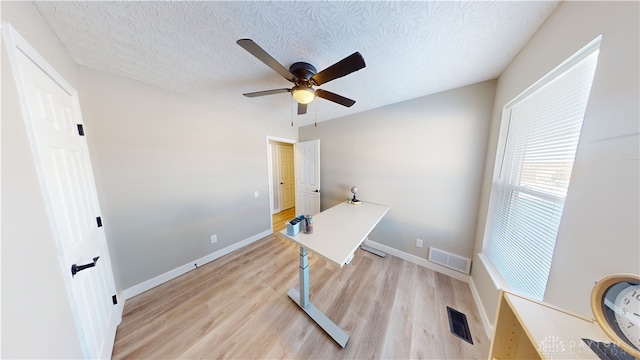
left=78, top=66, right=297, bottom=290
left=1, top=2, right=84, bottom=358
left=472, top=0, right=640, bottom=322
left=299, top=80, right=496, bottom=260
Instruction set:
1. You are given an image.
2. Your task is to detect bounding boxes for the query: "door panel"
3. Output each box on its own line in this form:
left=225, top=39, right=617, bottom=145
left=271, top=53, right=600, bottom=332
left=295, top=140, right=321, bottom=216
left=279, top=145, right=295, bottom=210
left=11, top=31, right=119, bottom=359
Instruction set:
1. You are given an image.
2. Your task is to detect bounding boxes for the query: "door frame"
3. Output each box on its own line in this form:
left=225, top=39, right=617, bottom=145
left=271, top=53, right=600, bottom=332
left=2, top=22, right=123, bottom=358
left=266, top=136, right=297, bottom=232
left=277, top=143, right=295, bottom=212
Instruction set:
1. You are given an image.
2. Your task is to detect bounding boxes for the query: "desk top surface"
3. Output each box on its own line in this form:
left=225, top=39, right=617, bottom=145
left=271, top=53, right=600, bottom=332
left=502, top=291, right=610, bottom=359
left=280, top=201, right=390, bottom=267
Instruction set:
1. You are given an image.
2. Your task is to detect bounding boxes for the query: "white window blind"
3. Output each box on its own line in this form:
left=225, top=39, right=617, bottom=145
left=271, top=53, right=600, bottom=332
left=485, top=40, right=600, bottom=300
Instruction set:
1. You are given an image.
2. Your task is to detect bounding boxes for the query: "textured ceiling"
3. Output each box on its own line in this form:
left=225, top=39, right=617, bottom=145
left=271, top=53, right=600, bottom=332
left=34, top=1, right=559, bottom=126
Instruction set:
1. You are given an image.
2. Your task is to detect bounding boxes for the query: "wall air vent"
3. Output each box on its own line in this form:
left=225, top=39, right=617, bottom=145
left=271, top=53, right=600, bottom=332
left=428, top=247, right=471, bottom=274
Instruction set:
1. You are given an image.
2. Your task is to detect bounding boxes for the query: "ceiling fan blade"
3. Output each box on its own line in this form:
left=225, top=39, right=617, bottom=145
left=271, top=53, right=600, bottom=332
left=311, top=52, right=366, bottom=86
left=243, top=88, right=290, bottom=98
left=315, top=89, right=356, bottom=107
left=237, top=39, right=297, bottom=82
left=298, top=103, right=307, bottom=115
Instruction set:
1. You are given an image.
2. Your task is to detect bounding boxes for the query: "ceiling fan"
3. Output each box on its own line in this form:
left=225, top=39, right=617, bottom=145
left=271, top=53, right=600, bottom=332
left=237, top=39, right=366, bottom=115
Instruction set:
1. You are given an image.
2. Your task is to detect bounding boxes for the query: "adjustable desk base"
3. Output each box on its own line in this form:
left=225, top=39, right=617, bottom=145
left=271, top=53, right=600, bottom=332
left=287, top=246, right=349, bottom=348
left=287, top=288, right=349, bottom=347
left=281, top=203, right=390, bottom=349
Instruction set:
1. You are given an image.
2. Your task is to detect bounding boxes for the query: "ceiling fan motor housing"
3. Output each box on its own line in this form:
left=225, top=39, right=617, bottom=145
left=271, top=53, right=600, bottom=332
left=289, top=62, right=317, bottom=83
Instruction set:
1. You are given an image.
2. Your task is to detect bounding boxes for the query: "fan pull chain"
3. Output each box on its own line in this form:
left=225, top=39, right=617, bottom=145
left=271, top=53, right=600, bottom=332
left=291, top=97, right=294, bottom=127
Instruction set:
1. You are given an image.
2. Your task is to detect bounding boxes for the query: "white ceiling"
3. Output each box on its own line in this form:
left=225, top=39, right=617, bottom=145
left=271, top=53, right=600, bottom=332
left=34, top=1, right=559, bottom=126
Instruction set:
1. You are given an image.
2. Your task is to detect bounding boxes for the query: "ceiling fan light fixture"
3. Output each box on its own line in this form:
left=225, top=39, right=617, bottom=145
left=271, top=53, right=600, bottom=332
left=237, top=39, right=362, bottom=114
left=292, top=85, right=315, bottom=104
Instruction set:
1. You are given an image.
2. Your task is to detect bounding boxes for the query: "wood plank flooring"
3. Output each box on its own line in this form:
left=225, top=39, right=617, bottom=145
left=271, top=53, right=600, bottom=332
left=272, top=207, right=296, bottom=234
left=112, top=220, right=489, bottom=359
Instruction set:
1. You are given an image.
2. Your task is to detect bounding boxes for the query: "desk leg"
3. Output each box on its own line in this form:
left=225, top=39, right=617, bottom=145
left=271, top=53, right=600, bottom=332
left=299, top=246, right=309, bottom=308
left=288, top=246, right=349, bottom=348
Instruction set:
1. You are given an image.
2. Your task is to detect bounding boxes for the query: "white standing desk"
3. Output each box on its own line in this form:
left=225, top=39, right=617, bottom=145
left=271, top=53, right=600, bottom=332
left=279, top=201, right=390, bottom=348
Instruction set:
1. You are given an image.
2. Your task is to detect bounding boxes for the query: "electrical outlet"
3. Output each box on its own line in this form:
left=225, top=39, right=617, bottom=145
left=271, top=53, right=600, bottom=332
left=416, top=238, right=423, bottom=248
left=210, top=234, right=217, bottom=244
left=254, top=191, right=259, bottom=198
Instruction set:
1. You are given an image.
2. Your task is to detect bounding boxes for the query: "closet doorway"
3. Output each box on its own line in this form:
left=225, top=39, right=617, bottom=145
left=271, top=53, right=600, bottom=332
left=278, top=144, right=295, bottom=211
left=268, top=138, right=296, bottom=233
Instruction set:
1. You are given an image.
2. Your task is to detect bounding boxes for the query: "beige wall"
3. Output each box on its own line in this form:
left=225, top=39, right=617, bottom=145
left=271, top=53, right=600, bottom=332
left=299, top=80, right=496, bottom=259
left=472, top=0, right=640, bottom=322
left=1, top=2, right=84, bottom=358
left=79, top=66, right=296, bottom=289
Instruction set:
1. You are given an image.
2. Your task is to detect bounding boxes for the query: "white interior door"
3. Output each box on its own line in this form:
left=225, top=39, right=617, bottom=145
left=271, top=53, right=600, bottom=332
left=6, top=25, right=119, bottom=359
left=279, top=144, right=295, bottom=210
left=295, top=140, right=321, bottom=216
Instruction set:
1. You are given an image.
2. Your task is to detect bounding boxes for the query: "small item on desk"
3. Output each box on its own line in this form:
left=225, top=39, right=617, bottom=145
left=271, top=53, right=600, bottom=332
left=286, top=215, right=306, bottom=236
left=303, top=215, right=313, bottom=234
left=350, top=185, right=362, bottom=205
left=582, top=339, right=636, bottom=360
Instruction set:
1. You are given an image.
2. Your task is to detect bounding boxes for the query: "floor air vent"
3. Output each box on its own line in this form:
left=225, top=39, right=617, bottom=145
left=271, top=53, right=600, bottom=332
left=428, top=247, right=471, bottom=274
left=447, top=306, right=473, bottom=345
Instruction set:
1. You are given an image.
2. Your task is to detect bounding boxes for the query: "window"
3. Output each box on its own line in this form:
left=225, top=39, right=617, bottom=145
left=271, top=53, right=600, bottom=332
left=484, top=38, right=600, bottom=300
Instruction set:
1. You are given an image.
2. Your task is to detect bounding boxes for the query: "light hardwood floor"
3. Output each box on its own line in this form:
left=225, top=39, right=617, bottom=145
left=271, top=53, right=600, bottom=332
left=112, top=212, right=489, bottom=359
left=272, top=207, right=296, bottom=234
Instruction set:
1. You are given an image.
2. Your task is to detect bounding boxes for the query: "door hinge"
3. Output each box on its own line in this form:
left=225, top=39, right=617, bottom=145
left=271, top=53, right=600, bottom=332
left=112, top=294, right=118, bottom=305
left=96, top=216, right=103, bottom=227
left=77, top=124, right=85, bottom=136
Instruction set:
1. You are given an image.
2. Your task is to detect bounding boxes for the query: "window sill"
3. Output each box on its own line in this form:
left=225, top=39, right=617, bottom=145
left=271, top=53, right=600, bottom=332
left=477, top=252, right=512, bottom=293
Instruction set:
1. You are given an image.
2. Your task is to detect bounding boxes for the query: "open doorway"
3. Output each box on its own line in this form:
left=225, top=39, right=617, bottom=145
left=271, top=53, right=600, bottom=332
left=267, top=136, right=297, bottom=233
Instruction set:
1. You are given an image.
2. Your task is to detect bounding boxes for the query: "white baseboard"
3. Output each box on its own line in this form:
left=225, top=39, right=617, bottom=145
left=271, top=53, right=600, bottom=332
left=115, top=290, right=125, bottom=323
left=362, top=239, right=470, bottom=283
left=123, top=229, right=272, bottom=299
left=468, top=276, right=494, bottom=341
